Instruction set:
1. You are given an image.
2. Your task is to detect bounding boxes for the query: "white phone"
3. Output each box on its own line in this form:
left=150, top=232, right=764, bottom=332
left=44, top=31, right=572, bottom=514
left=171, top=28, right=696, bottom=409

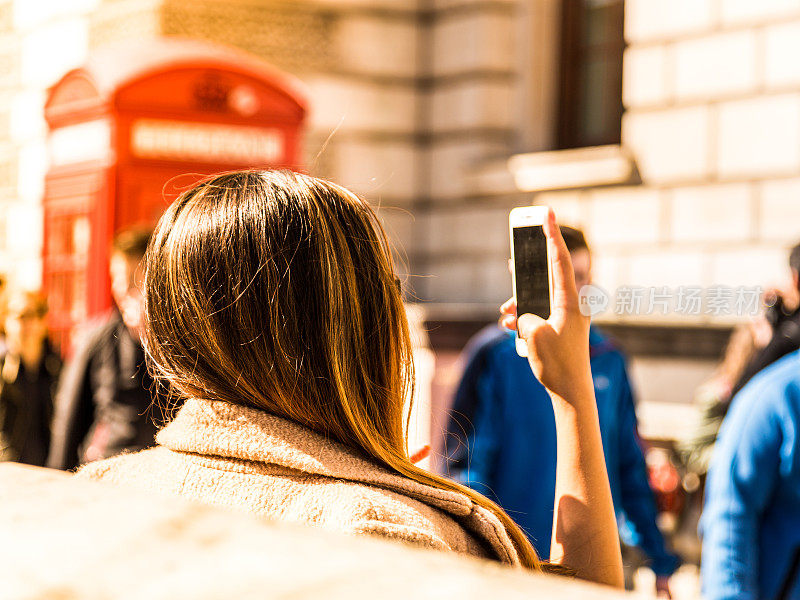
left=509, top=206, right=553, bottom=358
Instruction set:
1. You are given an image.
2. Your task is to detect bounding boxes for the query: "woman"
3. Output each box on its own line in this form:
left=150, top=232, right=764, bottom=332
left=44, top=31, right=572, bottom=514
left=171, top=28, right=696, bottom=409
left=78, top=171, right=622, bottom=585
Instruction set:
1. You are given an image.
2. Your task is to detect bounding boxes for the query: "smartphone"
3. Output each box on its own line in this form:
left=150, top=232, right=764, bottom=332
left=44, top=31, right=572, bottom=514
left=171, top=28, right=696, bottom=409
left=509, top=206, right=552, bottom=358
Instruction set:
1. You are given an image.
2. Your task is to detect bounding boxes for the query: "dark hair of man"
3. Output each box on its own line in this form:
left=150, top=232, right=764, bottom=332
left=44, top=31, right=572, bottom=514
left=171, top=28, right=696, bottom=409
left=559, top=225, right=590, bottom=254
left=111, top=228, right=153, bottom=260
left=789, top=241, right=800, bottom=276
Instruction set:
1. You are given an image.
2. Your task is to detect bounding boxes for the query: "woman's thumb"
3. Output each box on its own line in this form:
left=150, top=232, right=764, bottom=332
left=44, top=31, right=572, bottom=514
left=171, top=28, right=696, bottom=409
left=517, top=313, right=545, bottom=339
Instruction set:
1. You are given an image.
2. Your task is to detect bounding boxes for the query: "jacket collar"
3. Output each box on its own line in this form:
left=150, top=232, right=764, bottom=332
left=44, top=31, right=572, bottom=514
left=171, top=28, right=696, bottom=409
left=157, top=398, right=521, bottom=565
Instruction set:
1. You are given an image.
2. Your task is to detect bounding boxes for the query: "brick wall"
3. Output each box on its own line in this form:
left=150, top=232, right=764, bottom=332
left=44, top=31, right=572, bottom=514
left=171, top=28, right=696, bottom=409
left=0, top=0, right=98, bottom=291
left=538, top=0, right=800, bottom=328
left=2, top=0, right=799, bottom=336
left=413, top=1, right=525, bottom=307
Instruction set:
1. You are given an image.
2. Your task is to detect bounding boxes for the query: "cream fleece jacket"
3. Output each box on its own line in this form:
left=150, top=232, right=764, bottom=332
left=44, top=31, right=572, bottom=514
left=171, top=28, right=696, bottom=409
left=77, top=398, right=522, bottom=566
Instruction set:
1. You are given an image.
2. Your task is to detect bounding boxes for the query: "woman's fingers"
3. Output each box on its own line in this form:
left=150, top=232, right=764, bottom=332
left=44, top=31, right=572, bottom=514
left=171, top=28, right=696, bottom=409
left=500, top=301, right=547, bottom=342
left=499, top=298, right=517, bottom=330
left=517, top=313, right=546, bottom=340
left=543, top=209, right=580, bottom=316
left=499, top=313, right=517, bottom=330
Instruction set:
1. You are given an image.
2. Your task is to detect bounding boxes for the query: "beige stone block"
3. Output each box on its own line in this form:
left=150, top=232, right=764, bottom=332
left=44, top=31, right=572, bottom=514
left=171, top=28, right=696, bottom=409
left=590, top=253, right=622, bottom=298
left=422, top=258, right=477, bottom=303
left=475, top=257, right=513, bottom=304
left=375, top=206, right=416, bottom=260
left=433, top=0, right=516, bottom=9
left=630, top=359, right=717, bottom=408
left=764, top=21, right=800, bottom=89
left=455, top=206, right=509, bottom=254
left=9, top=89, right=45, bottom=143
left=0, top=252, right=10, bottom=284
left=9, top=256, right=42, bottom=292
left=16, top=139, right=45, bottom=203
left=314, top=0, right=417, bottom=11
left=0, top=38, right=21, bottom=89
left=622, top=45, right=669, bottom=108
left=336, top=16, right=417, bottom=78
left=161, top=2, right=338, bottom=74
left=428, top=139, right=509, bottom=200
left=429, top=81, right=514, bottom=132
left=89, top=0, right=161, bottom=49
left=0, top=149, right=18, bottom=192
left=5, top=201, right=42, bottom=290
left=674, top=31, right=758, bottom=101
left=5, top=201, right=41, bottom=254
left=334, top=140, right=417, bottom=201
left=534, top=190, right=587, bottom=228
left=430, top=11, right=514, bottom=76
left=421, top=210, right=457, bottom=256
left=0, top=108, right=10, bottom=141
left=304, top=77, right=416, bottom=134
left=587, top=187, right=661, bottom=246
left=717, top=94, right=800, bottom=179
left=625, top=0, right=715, bottom=43
left=467, top=157, right=519, bottom=197
left=422, top=206, right=507, bottom=255
left=759, top=178, right=800, bottom=242
left=622, top=106, right=711, bottom=184
left=670, top=184, right=753, bottom=243
left=12, top=0, right=99, bottom=30
left=710, top=246, right=789, bottom=287
left=20, top=17, right=88, bottom=87
left=720, top=0, right=800, bottom=25
left=0, top=3, right=13, bottom=34
left=626, top=251, right=706, bottom=289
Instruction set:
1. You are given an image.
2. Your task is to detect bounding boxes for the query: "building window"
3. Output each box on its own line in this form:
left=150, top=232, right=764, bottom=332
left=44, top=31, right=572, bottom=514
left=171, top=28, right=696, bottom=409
left=556, top=0, right=625, bottom=150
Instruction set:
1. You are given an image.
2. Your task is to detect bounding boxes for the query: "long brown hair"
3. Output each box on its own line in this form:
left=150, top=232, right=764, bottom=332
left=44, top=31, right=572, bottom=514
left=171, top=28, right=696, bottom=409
left=143, top=170, right=542, bottom=570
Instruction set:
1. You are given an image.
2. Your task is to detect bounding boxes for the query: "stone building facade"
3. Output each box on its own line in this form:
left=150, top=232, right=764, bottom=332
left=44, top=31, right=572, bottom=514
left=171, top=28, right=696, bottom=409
left=3, top=0, right=800, bottom=414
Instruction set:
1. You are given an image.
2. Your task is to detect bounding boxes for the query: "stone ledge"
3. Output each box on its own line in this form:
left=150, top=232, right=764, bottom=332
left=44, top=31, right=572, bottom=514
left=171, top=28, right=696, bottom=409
left=423, top=313, right=732, bottom=359
left=508, top=145, right=638, bottom=193
left=0, top=463, right=629, bottom=599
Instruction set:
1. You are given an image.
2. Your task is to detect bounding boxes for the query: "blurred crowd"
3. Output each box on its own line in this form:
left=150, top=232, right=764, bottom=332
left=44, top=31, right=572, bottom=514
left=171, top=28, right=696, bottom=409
left=1, top=228, right=164, bottom=471
left=442, top=227, right=800, bottom=598
left=1, top=202, right=799, bottom=600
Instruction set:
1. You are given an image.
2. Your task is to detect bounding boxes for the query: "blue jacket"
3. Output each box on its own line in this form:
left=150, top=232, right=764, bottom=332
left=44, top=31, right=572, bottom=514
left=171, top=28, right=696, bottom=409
left=701, top=350, right=800, bottom=600
left=443, top=325, right=679, bottom=575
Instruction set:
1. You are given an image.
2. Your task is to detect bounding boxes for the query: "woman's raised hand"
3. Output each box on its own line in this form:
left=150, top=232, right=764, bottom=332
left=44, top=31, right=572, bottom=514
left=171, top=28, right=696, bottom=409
left=502, top=208, right=623, bottom=586
left=499, top=208, right=593, bottom=405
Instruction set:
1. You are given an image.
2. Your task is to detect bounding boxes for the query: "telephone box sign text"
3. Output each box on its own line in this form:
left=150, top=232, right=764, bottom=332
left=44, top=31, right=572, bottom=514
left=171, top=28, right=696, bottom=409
left=130, top=119, right=283, bottom=164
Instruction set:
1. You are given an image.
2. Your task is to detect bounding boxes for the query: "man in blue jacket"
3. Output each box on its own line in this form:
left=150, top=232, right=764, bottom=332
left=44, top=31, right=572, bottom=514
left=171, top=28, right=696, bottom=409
left=443, top=226, right=679, bottom=595
left=701, top=349, right=800, bottom=600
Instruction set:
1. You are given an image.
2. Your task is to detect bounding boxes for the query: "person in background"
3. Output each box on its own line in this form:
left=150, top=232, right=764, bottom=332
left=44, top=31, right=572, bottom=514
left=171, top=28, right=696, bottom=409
left=729, top=241, right=800, bottom=400
left=0, top=290, right=61, bottom=465
left=443, top=225, right=679, bottom=596
left=0, top=274, right=8, bottom=355
left=700, top=349, right=800, bottom=600
left=678, top=323, right=766, bottom=478
left=48, top=228, right=169, bottom=471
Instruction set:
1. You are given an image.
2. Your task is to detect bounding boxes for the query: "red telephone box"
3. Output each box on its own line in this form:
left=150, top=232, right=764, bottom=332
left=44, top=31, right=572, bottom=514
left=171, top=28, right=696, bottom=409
left=43, top=37, right=308, bottom=351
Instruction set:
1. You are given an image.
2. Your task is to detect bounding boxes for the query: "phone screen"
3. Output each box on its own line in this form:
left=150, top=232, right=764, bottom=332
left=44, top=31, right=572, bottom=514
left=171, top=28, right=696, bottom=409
left=513, top=225, right=550, bottom=322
